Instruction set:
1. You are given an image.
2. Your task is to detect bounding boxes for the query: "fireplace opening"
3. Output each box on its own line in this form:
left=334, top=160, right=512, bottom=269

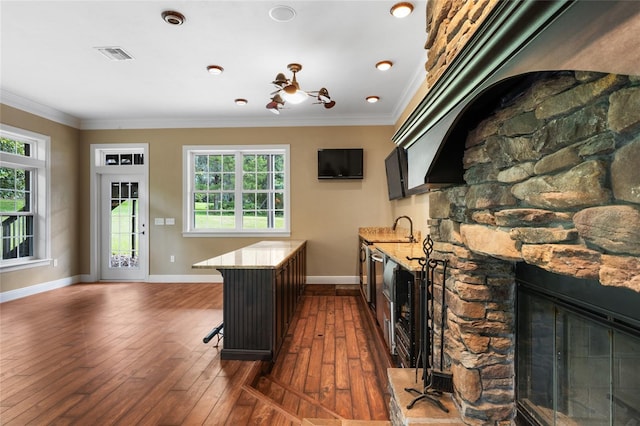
left=515, top=263, right=640, bottom=426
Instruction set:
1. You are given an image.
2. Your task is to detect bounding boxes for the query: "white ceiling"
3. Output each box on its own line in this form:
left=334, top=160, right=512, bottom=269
left=0, top=0, right=428, bottom=129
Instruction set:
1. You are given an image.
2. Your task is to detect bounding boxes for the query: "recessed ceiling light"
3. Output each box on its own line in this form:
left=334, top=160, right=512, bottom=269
left=162, top=10, right=185, bottom=25
left=207, top=65, right=224, bottom=75
left=269, top=5, right=296, bottom=22
left=390, top=2, right=413, bottom=18
left=235, top=98, right=248, bottom=106
left=366, top=96, right=380, bottom=103
left=376, top=60, right=393, bottom=71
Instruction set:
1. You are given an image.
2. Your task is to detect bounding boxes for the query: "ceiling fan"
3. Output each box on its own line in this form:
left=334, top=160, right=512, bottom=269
left=266, top=63, right=336, bottom=114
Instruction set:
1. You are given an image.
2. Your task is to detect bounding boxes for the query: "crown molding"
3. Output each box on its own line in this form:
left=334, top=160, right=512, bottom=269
left=1, top=89, right=397, bottom=130
left=391, top=64, right=427, bottom=125
left=1, top=89, right=81, bottom=128
left=78, top=114, right=395, bottom=130
left=2, top=86, right=418, bottom=130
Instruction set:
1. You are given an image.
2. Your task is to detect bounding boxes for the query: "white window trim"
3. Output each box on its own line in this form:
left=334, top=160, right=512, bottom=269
left=182, top=144, right=291, bottom=237
left=0, top=124, right=51, bottom=271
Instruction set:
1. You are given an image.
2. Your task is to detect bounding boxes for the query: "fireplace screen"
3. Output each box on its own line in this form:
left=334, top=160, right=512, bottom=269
left=516, top=265, right=640, bottom=426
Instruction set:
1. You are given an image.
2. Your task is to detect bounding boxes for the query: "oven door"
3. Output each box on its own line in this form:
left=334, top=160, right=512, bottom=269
left=371, top=250, right=384, bottom=322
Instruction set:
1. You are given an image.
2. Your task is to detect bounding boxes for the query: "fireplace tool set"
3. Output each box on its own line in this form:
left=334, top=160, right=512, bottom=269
left=405, top=235, right=453, bottom=411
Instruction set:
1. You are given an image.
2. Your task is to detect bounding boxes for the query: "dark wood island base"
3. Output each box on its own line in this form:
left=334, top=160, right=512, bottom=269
left=193, top=240, right=307, bottom=362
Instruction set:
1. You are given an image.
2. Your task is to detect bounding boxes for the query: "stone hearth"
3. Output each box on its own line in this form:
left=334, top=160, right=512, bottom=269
left=426, top=71, right=640, bottom=424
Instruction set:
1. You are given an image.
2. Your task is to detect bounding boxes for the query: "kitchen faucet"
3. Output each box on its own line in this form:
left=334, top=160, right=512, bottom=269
left=392, top=215, right=416, bottom=243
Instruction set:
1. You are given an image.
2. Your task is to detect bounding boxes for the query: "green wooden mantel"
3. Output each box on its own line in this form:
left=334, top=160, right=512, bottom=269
left=392, top=1, right=574, bottom=149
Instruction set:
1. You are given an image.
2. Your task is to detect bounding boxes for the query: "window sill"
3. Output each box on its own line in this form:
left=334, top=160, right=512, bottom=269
left=0, top=258, right=52, bottom=273
left=183, top=231, right=291, bottom=238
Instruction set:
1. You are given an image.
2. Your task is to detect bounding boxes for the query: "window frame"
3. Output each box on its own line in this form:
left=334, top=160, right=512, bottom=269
left=0, top=124, right=51, bottom=271
left=182, top=145, right=290, bottom=237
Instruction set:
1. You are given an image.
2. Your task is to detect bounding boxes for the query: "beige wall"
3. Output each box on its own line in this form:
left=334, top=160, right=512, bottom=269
left=389, top=194, right=430, bottom=240
left=0, top=105, right=81, bottom=292
left=79, top=125, right=400, bottom=280
left=1, top=76, right=432, bottom=292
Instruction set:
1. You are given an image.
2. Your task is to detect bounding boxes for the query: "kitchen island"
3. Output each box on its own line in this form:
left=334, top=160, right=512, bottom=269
left=193, top=240, right=306, bottom=361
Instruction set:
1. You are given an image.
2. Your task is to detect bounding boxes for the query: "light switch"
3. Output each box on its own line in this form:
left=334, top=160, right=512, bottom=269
left=154, top=218, right=165, bottom=225
left=165, top=218, right=175, bottom=225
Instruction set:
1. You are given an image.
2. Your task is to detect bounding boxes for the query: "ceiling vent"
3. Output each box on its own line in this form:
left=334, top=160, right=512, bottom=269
left=95, top=47, right=134, bottom=61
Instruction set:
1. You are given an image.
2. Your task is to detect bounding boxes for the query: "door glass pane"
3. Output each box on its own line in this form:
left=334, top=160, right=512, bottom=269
left=109, top=180, right=139, bottom=269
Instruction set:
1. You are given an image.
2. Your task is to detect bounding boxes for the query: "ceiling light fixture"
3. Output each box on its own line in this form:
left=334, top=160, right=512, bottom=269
left=390, top=2, right=414, bottom=18
left=376, top=60, right=393, bottom=71
left=162, top=10, right=186, bottom=25
left=234, top=98, right=248, bottom=106
left=207, top=65, right=224, bottom=75
left=266, top=94, right=285, bottom=114
left=366, top=96, right=380, bottom=103
left=266, top=63, right=335, bottom=114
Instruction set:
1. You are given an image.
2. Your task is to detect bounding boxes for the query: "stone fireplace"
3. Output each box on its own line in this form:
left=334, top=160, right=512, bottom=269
left=388, top=1, right=640, bottom=423
left=426, top=70, right=640, bottom=424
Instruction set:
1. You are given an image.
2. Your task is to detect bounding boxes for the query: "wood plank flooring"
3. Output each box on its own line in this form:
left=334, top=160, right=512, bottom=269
left=0, top=283, right=392, bottom=425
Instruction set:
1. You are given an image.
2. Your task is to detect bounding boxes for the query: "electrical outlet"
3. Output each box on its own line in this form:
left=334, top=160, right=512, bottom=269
left=170, top=255, right=175, bottom=263
left=53, top=259, right=58, bottom=267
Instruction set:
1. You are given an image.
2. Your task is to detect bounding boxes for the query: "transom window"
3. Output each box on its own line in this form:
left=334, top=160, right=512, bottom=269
left=183, top=145, right=290, bottom=236
left=0, top=125, right=49, bottom=269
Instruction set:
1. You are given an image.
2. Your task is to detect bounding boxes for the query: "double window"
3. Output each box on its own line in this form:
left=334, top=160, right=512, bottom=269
left=183, top=145, right=290, bottom=236
left=0, top=125, right=49, bottom=269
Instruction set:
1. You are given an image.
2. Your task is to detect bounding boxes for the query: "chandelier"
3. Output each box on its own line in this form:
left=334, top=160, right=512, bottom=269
left=266, top=63, right=335, bottom=114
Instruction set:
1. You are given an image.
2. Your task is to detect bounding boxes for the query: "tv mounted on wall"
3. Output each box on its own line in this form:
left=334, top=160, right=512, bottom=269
left=317, top=148, right=364, bottom=179
left=385, top=146, right=408, bottom=200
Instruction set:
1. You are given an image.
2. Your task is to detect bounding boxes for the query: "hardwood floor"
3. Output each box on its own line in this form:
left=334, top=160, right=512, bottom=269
left=0, top=283, right=392, bottom=425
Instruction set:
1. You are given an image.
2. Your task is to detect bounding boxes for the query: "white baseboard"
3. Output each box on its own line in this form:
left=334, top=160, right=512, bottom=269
left=0, top=275, right=80, bottom=303
left=306, top=276, right=359, bottom=285
left=147, top=274, right=223, bottom=283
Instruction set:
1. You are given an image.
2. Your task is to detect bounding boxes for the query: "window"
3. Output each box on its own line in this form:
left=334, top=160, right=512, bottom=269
left=0, top=125, right=50, bottom=269
left=183, top=145, right=290, bottom=236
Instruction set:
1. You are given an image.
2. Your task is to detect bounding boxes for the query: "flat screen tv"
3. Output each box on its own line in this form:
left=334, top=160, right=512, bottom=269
left=317, top=148, right=363, bottom=179
left=385, top=146, right=408, bottom=200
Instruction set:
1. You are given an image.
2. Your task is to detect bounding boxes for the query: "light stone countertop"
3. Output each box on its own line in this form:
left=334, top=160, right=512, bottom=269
left=192, top=240, right=306, bottom=270
left=373, top=242, right=426, bottom=272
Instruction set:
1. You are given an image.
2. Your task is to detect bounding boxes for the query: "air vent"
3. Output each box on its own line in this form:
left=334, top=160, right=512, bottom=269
left=95, top=47, right=134, bottom=61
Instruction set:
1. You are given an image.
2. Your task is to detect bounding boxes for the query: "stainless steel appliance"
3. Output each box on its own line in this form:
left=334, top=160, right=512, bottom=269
left=359, top=242, right=373, bottom=306
left=371, top=248, right=384, bottom=320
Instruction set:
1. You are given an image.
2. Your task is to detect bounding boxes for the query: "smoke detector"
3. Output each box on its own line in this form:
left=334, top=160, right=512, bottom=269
left=269, top=5, right=296, bottom=22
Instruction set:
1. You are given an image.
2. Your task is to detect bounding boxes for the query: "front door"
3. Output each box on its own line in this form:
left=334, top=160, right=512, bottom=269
left=100, top=174, right=147, bottom=280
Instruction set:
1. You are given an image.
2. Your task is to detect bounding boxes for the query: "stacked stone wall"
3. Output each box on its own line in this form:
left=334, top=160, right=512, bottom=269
left=425, top=0, right=498, bottom=89
left=427, top=71, right=640, bottom=424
